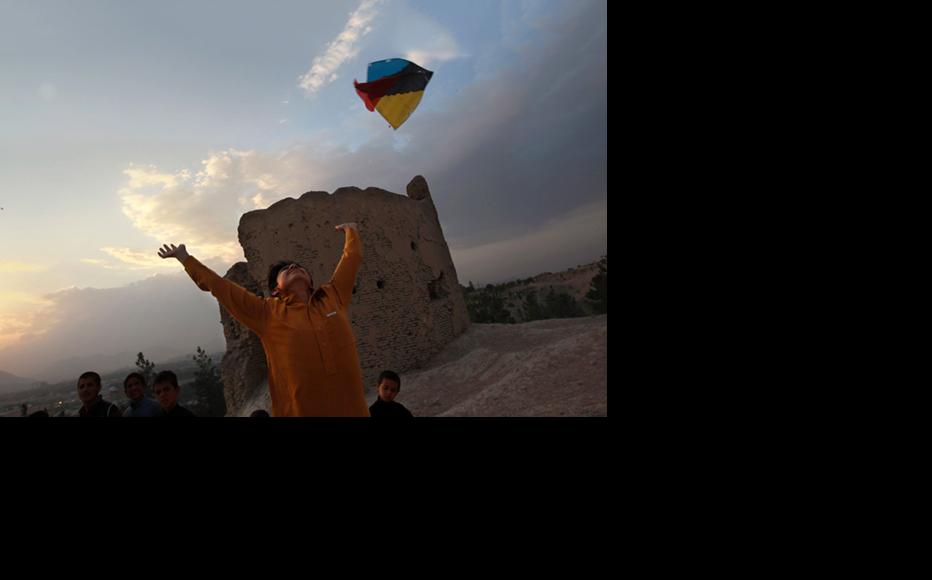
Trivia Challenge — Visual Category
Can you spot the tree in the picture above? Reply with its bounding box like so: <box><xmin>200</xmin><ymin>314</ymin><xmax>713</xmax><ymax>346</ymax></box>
<box><xmin>193</xmin><ymin>346</ymin><xmax>227</xmax><ymax>417</ymax></box>
<box><xmin>135</xmin><ymin>352</ymin><xmax>155</xmax><ymax>392</ymax></box>
<box><xmin>585</xmin><ymin>256</ymin><xmax>607</xmax><ymax>314</ymax></box>
<box><xmin>523</xmin><ymin>290</ymin><xmax>545</xmax><ymax>321</ymax></box>
<box><xmin>466</xmin><ymin>284</ymin><xmax>514</xmax><ymax>323</ymax></box>
<box><xmin>544</xmin><ymin>288</ymin><xmax>584</xmax><ymax>319</ymax></box>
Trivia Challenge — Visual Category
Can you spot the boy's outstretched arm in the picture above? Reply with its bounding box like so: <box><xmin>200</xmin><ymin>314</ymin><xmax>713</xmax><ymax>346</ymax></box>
<box><xmin>158</xmin><ymin>243</ymin><xmax>268</xmax><ymax>334</ymax></box>
<box><xmin>330</xmin><ymin>223</ymin><xmax>362</xmax><ymax>308</ymax></box>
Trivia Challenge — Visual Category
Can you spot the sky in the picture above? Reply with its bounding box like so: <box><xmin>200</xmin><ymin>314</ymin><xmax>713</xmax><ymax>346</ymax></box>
<box><xmin>0</xmin><ymin>0</ymin><xmax>606</xmax><ymax>380</ymax></box>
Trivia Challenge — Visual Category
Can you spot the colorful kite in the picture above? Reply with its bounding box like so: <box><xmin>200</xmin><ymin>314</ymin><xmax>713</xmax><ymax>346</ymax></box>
<box><xmin>353</xmin><ymin>59</ymin><xmax>433</xmax><ymax>129</ymax></box>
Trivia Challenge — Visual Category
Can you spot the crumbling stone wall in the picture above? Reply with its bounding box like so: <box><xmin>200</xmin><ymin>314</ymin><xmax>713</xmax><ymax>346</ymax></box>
<box><xmin>218</xmin><ymin>175</ymin><xmax>470</xmax><ymax>416</ymax></box>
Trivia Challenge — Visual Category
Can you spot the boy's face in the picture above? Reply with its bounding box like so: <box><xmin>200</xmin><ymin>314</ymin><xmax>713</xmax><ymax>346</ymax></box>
<box><xmin>77</xmin><ymin>377</ymin><xmax>101</xmax><ymax>404</ymax></box>
<box><xmin>277</xmin><ymin>263</ymin><xmax>313</xmax><ymax>294</ymax></box>
<box><xmin>154</xmin><ymin>382</ymin><xmax>179</xmax><ymax>410</ymax></box>
<box><xmin>124</xmin><ymin>377</ymin><xmax>145</xmax><ymax>401</ymax></box>
<box><xmin>377</xmin><ymin>378</ymin><xmax>400</xmax><ymax>403</ymax></box>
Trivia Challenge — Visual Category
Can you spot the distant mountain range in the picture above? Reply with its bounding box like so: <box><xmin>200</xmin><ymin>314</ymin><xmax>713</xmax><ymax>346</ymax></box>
<box><xmin>0</xmin><ymin>349</ymin><xmax>225</xmax><ymax>396</ymax></box>
<box><xmin>0</xmin><ymin>370</ymin><xmax>40</xmax><ymax>395</ymax></box>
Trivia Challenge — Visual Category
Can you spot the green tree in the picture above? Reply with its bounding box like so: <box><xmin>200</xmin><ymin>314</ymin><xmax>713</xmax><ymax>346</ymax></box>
<box><xmin>193</xmin><ymin>346</ymin><xmax>227</xmax><ymax>417</ymax></box>
<box><xmin>523</xmin><ymin>290</ymin><xmax>545</xmax><ymax>321</ymax></box>
<box><xmin>543</xmin><ymin>288</ymin><xmax>584</xmax><ymax>319</ymax></box>
<box><xmin>466</xmin><ymin>284</ymin><xmax>514</xmax><ymax>323</ymax></box>
<box><xmin>135</xmin><ymin>352</ymin><xmax>155</xmax><ymax>392</ymax></box>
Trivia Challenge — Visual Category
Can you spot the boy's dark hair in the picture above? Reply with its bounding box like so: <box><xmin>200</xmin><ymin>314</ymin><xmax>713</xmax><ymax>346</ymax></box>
<box><xmin>378</xmin><ymin>370</ymin><xmax>401</xmax><ymax>389</ymax></box>
<box><xmin>267</xmin><ymin>260</ymin><xmax>307</xmax><ymax>294</ymax></box>
<box><xmin>153</xmin><ymin>370</ymin><xmax>179</xmax><ymax>389</ymax></box>
<box><xmin>250</xmin><ymin>409</ymin><xmax>271</xmax><ymax>417</ymax></box>
<box><xmin>79</xmin><ymin>371</ymin><xmax>101</xmax><ymax>386</ymax></box>
<box><xmin>28</xmin><ymin>409</ymin><xmax>50</xmax><ymax>418</ymax></box>
<box><xmin>123</xmin><ymin>372</ymin><xmax>146</xmax><ymax>389</ymax></box>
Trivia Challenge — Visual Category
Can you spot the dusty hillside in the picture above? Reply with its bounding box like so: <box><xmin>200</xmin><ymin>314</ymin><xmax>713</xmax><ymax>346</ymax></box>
<box><xmin>365</xmin><ymin>315</ymin><xmax>607</xmax><ymax>416</ymax></box>
<box><xmin>464</xmin><ymin>257</ymin><xmax>606</xmax><ymax>323</ymax></box>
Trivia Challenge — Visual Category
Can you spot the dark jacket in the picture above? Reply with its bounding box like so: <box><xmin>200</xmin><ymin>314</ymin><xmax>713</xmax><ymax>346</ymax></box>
<box><xmin>79</xmin><ymin>396</ymin><xmax>122</xmax><ymax>417</ymax></box>
<box><xmin>369</xmin><ymin>397</ymin><xmax>413</xmax><ymax>418</ymax></box>
<box><xmin>123</xmin><ymin>397</ymin><xmax>163</xmax><ymax>417</ymax></box>
<box><xmin>162</xmin><ymin>405</ymin><xmax>196</xmax><ymax>417</ymax></box>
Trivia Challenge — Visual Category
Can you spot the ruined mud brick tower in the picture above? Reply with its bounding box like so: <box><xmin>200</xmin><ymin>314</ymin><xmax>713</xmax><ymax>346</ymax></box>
<box><xmin>218</xmin><ymin>175</ymin><xmax>470</xmax><ymax>415</ymax></box>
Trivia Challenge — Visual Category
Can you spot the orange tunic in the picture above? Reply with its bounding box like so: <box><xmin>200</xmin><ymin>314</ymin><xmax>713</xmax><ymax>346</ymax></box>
<box><xmin>182</xmin><ymin>229</ymin><xmax>369</xmax><ymax>417</ymax></box>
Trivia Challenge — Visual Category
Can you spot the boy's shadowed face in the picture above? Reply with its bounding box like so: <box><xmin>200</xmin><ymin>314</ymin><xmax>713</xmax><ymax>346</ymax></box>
<box><xmin>77</xmin><ymin>377</ymin><xmax>101</xmax><ymax>404</ymax></box>
<box><xmin>154</xmin><ymin>382</ymin><xmax>179</xmax><ymax>411</ymax></box>
<box><xmin>276</xmin><ymin>263</ymin><xmax>313</xmax><ymax>295</ymax></box>
<box><xmin>124</xmin><ymin>376</ymin><xmax>145</xmax><ymax>402</ymax></box>
<box><xmin>377</xmin><ymin>378</ymin><xmax>400</xmax><ymax>403</ymax></box>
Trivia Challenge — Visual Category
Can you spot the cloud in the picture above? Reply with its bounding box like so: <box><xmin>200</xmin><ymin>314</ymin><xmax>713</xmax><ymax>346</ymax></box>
<box><xmin>0</xmin><ymin>261</ymin><xmax>46</xmax><ymax>273</ymax></box>
<box><xmin>0</xmin><ymin>274</ymin><xmax>226</xmax><ymax>381</ymax></box>
<box><xmin>298</xmin><ymin>0</ymin><xmax>384</xmax><ymax>96</ymax></box>
<box><xmin>80</xmin><ymin>259</ymin><xmax>116</xmax><ymax>270</ymax></box>
<box><xmin>100</xmin><ymin>247</ymin><xmax>183</xmax><ymax>270</ymax></box>
<box><xmin>0</xmin><ymin>292</ymin><xmax>54</xmax><ymax>351</ymax></box>
<box><xmin>394</xmin><ymin>4</ymin><xmax>465</xmax><ymax>67</ymax></box>
<box><xmin>114</xmin><ymin>149</ymin><xmax>332</xmax><ymax>268</ymax></box>
<box><xmin>0</xmin><ymin>291</ymin><xmax>52</xmax><ymax>305</ymax></box>
<box><xmin>404</xmin><ymin>46</ymin><xmax>463</xmax><ymax>68</ymax></box>
<box><xmin>0</xmin><ymin>313</ymin><xmax>36</xmax><ymax>351</ymax></box>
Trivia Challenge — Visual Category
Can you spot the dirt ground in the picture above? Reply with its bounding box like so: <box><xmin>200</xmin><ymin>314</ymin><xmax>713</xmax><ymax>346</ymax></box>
<box><xmin>365</xmin><ymin>315</ymin><xmax>607</xmax><ymax>416</ymax></box>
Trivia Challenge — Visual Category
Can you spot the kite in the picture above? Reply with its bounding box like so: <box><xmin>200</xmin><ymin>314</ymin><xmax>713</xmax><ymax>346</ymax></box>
<box><xmin>354</xmin><ymin>58</ymin><xmax>433</xmax><ymax>129</ymax></box>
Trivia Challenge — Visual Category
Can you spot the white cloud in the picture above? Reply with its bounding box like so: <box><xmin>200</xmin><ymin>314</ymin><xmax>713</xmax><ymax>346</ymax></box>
<box><xmin>100</xmin><ymin>247</ymin><xmax>187</xmax><ymax>270</ymax></box>
<box><xmin>250</xmin><ymin>192</ymin><xmax>268</xmax><ymax>208</ymax></box>
<box><xmin>404</xmin><ymin>46</ymin><xmax>464</xmax><ymax>68</ymax></box>
<box><xmin>80</xmin><ymin>259</ymin><xmax>116</xmax><ymax>270</ymax></box>
<box><xmin>0</xmin><ymin>313</ymin><xmax>38</xmax><ymax>351</ymax></box>
<box><xmin>115</xmin><ymin>148</ymin><xmax>335</xmax><ymax>270</ymax></box>
<box><xmin>298</xmin><ymin>0</ymin><xmax>384</xmax><ymax>96</ymax></box>
<box><xmin>0</xmin><ymin>275</ymin><xmax>226</xmax><ymax>381</ymax></box>
<box><xmin>0</xmin><ymin>261</ymin><xmax>45</xmax><ymax>273</ymax></box>
<box><xmin>395</xmin><ymin>7</ymin><xmax>465</xmax><ymax>67</ymax></box>
<box><xmin>0</xmin><ymin>292</ymin><xmax>55</xmax><ymax>351</ymax></box>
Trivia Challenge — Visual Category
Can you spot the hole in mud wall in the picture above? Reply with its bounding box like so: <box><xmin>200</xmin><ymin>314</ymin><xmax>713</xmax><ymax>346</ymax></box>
<box><xmin>411</xmin><ymin>241</ymin><xmax>417</xmax><ymax>251</ymax></box>
<box><xmin>427</xmin><ymin>271</ymin><xmax>448</xmax><ymax>300</ymax></box>
<box><xmin>376</xmin><ymin>279</ymin><xmax>385</xmax><ymax>290</ymax></box>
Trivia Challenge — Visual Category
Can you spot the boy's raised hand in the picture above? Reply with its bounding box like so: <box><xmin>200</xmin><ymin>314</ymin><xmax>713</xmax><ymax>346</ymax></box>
<box><xmin>158</xmin><ymin>243</ymin><xmax>190</xmax><ymax>262</ymax></box>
